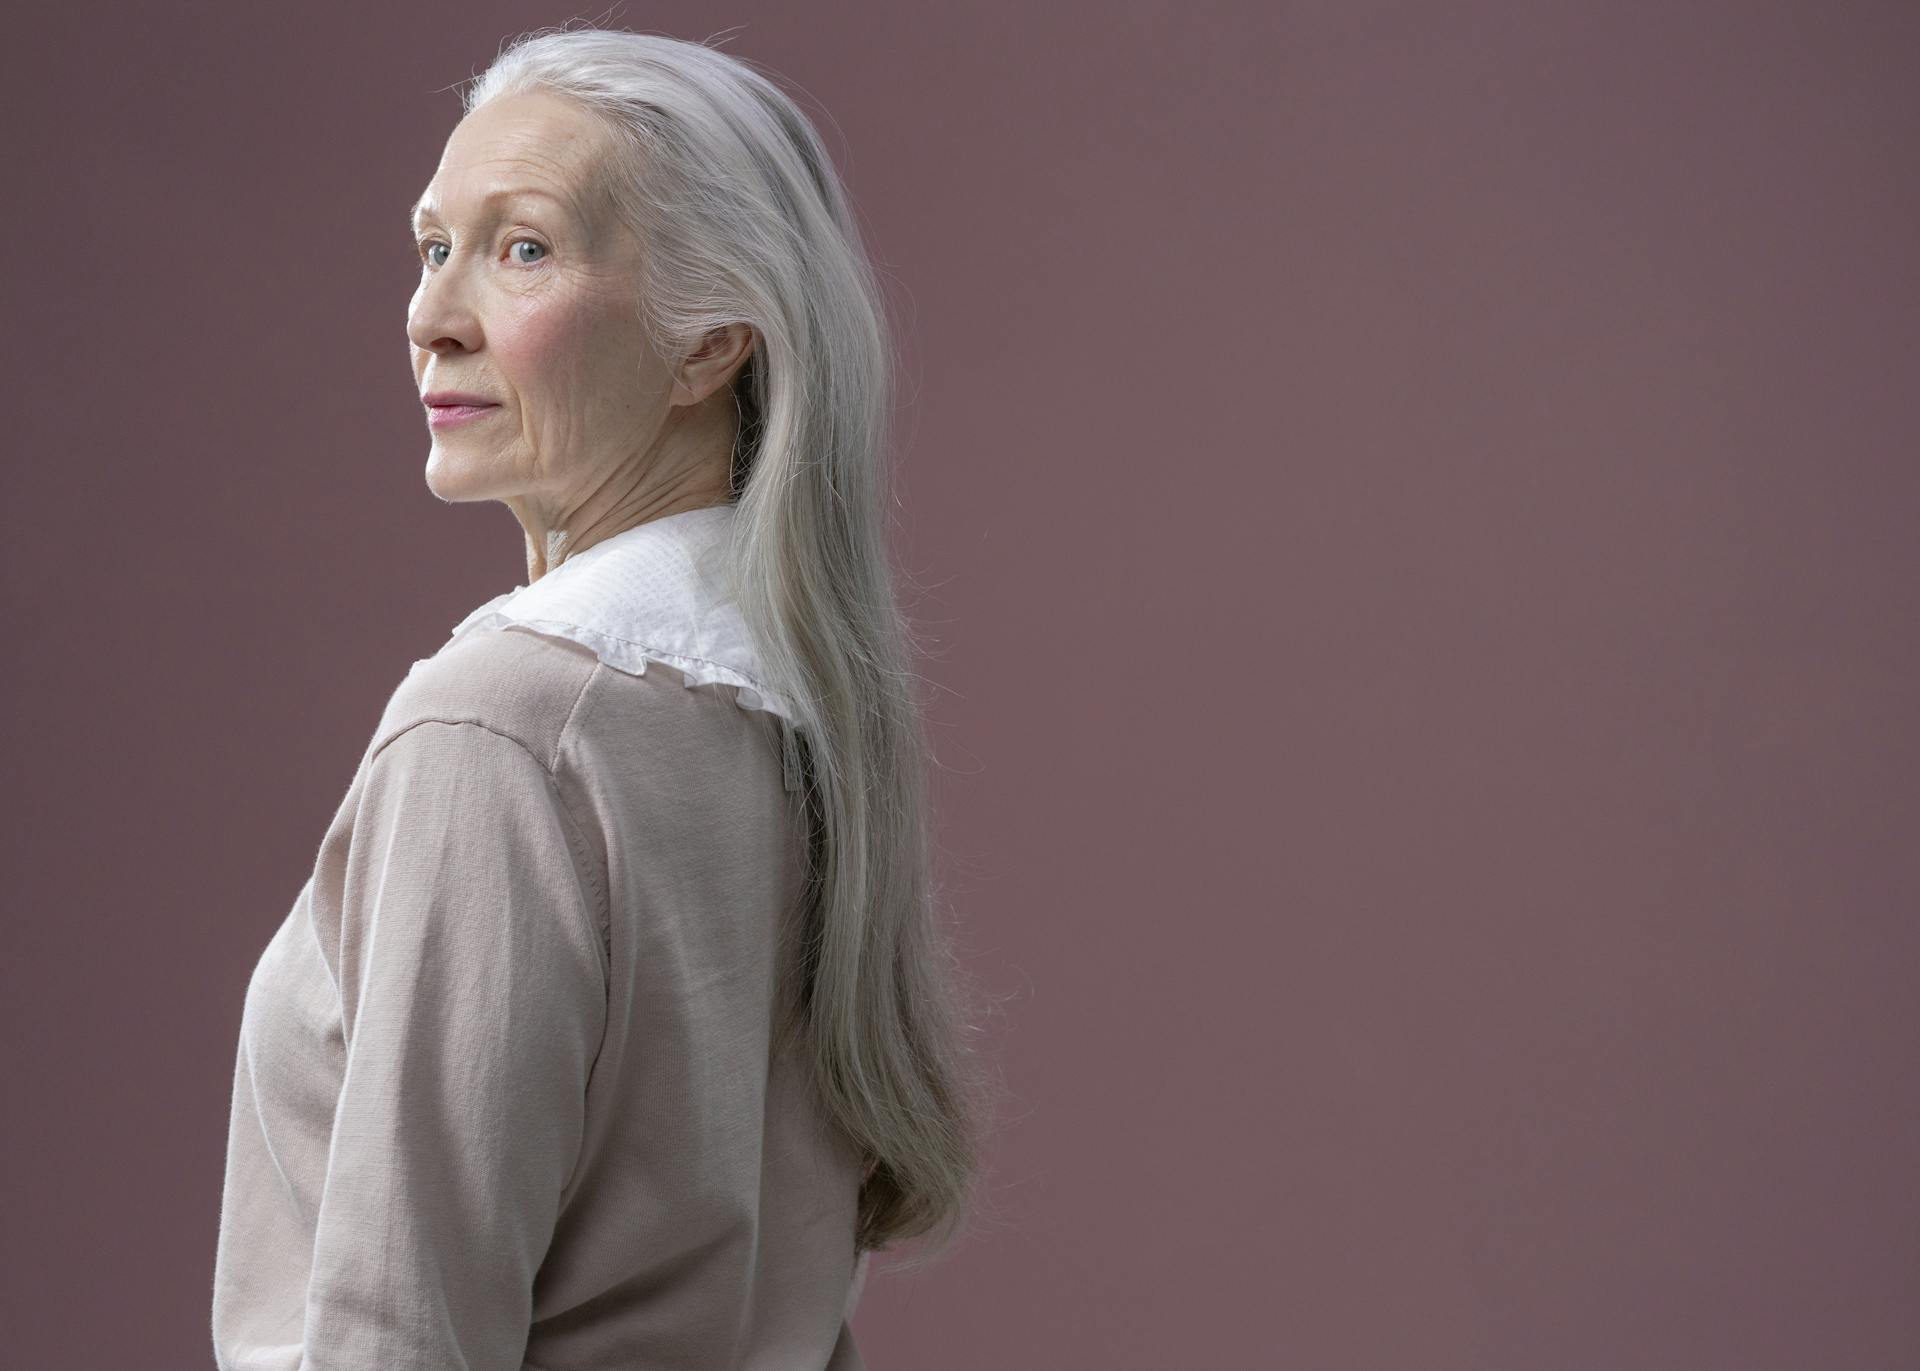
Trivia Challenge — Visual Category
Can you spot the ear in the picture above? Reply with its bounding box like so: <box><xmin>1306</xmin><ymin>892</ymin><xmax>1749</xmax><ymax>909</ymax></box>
<box><xmin>673</xmin><ymin>322</ymin><xmax>758</xmax><ymax>406</ymax></box>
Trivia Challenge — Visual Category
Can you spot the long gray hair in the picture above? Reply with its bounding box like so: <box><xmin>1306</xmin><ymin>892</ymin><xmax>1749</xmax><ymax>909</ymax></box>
<box><xmin>458</xmin><ymin>25</ymin><xmax>1001</xmax><ymax>1263</ymax></box>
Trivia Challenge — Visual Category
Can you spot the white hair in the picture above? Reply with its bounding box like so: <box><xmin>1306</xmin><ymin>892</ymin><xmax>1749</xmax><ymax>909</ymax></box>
<box><xmin>458</xmin><ymin>23</ymin><xmax>1003</xmax><ymax>1263</ymax></box>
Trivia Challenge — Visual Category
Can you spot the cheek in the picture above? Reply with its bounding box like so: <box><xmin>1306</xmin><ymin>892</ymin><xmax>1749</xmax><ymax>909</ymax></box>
<box><xmin>496</xmin><ymin>294</ymin><xmax>661</xmax><ymax>417</ymax></box>
<box><xmin>495</xmin><ymin>300</ymin><xmax>587</xmax><ymax>384</ymax></box>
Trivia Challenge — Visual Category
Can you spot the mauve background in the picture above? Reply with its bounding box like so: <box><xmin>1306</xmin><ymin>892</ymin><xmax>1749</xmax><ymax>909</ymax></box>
<box><xmin>3</xmin><ymin>1</ymin><xmax>1917</xmax><ymax>1366</ymax></box>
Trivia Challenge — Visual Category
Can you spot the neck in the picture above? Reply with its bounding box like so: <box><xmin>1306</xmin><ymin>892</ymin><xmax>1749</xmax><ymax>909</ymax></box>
<box><xmin>518</xmin><ymin>485</ymin><xmax>733</xmax><ymax>584</ymax></box>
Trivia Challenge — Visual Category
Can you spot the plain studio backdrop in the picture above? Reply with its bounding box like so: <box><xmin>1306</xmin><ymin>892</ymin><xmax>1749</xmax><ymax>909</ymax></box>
<box><xmin>3</xmin><ymin>2</ymin><xmax>1917</xmax><ymax>1367</ymax></box>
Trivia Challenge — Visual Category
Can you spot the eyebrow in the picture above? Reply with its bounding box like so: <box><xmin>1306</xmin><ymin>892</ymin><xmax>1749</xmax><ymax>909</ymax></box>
<box><xmin>408</xmin><ymin>186</ymin><xmax>568</xmax><ymax>231</ymax></box>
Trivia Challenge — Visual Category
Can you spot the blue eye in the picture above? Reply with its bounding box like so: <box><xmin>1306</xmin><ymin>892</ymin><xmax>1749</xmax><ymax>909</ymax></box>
<box><xmin>415</xmin><ymin>238</ymin><xmax>546</xmax><ymax>268</ymax></box>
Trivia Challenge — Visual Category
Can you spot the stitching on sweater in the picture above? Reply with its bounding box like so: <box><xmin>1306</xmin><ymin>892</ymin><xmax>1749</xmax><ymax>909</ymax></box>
<box><xmin>551</xmin><ymin>664</ymin><xmax>614</xmax><ymax>975</ymax></box>
<box><xmin>550</xmin><ymin>654</ymin><xmax>601</xmax><ymax>775</ymax></box>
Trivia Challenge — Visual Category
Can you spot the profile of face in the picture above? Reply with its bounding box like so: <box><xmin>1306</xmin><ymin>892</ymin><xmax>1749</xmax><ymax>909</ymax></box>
<box><xmin>407</xmin><ymin>89</ymin><xmax>751</xmax><ymax>572</ymax></box>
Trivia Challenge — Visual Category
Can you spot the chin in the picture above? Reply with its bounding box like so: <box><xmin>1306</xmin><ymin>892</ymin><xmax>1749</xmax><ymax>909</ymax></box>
<box><xmin>423</xmin><ymin>443</ymin><xmax>513</xmax><ymax>503</ymax></box>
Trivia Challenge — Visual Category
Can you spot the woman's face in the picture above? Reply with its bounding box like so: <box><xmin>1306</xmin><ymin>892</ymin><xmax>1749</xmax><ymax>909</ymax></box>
<box><xmin>406</xmin><ymin>90</ymin><xmax>711</xmax><ymax>537</ymax></box>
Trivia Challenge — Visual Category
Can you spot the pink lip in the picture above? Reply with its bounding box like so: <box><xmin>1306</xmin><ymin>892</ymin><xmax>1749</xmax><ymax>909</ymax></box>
<box><xmin>426</xmin><ymin>402</ymin><xmax>500</xmax><ymax>429</ymax></box>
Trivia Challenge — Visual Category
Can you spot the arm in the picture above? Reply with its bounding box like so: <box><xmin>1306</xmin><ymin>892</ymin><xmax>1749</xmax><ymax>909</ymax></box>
<box><xmin>303</xmin><ymin>719</ymin><xmax>608</xmax><ymax>1370</ymax></box>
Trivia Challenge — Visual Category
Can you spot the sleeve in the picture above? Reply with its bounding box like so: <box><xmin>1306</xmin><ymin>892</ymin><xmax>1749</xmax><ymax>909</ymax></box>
<box><xmin>302</xmin><ymin>719</ymin><xmax>609</xmax><ymax>1371</ymax></box>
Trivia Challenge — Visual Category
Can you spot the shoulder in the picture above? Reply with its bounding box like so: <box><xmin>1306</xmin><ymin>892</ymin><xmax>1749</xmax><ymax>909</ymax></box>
<box><xmin>369</xmin><ymin>625</ymin><xmax>603</xmax><ymax>773</ymax></box>
<box><xmin>563</xmin><ymin>646</ymin><xmax>788</xmax><ymax>775</ymax></box>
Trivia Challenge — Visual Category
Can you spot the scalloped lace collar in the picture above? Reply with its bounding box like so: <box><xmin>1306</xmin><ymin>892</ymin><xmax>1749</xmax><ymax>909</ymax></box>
<box><xmin>438</xmin><ymin>503</ymin><xmax>796</xmax><ymax>723</ymax></box>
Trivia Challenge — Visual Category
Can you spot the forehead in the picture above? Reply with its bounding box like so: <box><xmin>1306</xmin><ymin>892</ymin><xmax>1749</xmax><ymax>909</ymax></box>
<box><xmin>412</xmin><ymin>91</ymin><xmax>612</xmax><ymax>223</ymax></box>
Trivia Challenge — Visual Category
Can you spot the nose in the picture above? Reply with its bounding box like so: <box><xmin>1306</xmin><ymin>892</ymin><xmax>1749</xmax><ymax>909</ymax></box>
<box><xmin>406</xmin><ymin>267</ymin><xmax>482</xmax><ymax>356</ymax></box>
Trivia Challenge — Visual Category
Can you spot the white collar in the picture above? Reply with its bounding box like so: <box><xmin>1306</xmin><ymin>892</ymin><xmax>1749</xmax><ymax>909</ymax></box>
<box><xmin>441</xmin><ymin>503</ymin><xmax>796</xmax><ymax>723</ymax></box>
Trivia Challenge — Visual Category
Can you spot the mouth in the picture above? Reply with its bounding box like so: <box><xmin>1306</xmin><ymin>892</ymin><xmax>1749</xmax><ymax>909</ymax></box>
<box><xmin>425</xmin><ymin>401</ymin><xmax>501</xmax><ymax>430</ymax></box>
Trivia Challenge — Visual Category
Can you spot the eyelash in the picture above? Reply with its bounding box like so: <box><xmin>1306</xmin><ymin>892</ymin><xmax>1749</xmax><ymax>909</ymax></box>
<box><xmin>415</xmin><ymin>236</ymin><xmax>548</xmax><ymax>268</ymax></box>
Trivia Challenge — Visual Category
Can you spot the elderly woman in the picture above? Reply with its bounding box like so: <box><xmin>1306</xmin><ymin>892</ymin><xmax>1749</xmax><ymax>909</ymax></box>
<box><xmin>211</xmin><ymin>28</ymin><xmax>990</xmax><ymax>1371</ymax></box>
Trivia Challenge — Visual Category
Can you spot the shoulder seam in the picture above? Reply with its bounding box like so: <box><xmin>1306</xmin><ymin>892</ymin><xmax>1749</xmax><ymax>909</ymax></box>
<box><xmin>373</xmin><ymin>627</ymin><xmax>602</xmax><ymax>769</ymax></box>
<box><xmin>368</xmin><ymin>716</ymin><xmax>547</xmax><ymax>773</ymax></box>
<box><xmin>548</xmin><ymin>665</ymin><xmax>615</xmax><ymax>986</ymax></box>
<box><xmin>550</xmin><ymin>657</ymin><xmax>603</xmax><ymax>774</ymax></box>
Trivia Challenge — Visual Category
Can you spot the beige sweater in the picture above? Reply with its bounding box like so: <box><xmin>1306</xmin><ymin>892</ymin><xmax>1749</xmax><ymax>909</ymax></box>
<box><xmin>212</xmin><ymin>510</ymin><xmax>869</xmax><ymax>1370</ymax></box>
